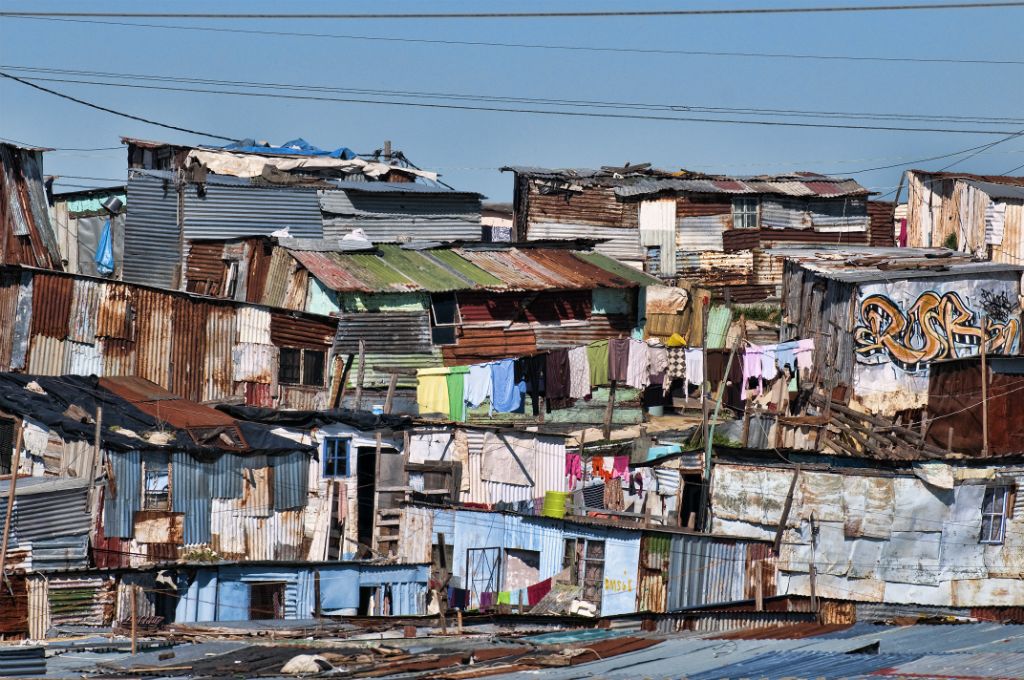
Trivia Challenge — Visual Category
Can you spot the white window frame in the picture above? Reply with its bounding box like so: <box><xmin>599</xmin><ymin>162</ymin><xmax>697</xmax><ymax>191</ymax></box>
<box><xmin>732</xmin><ymin>198</ymin><xmax>759</xmax><ymax>229</ymax></box>
<box><xmin>980</xmin><ymin>485</ymin><xmax>1012</xmax><ymax>544</ymax></box>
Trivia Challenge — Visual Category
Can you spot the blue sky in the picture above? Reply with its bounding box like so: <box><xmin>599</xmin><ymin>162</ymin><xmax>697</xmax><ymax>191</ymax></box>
<box><xmin>1</xmin><ymin>1</ymin><xmax>1023</xmax><ymax>201</ymax></box>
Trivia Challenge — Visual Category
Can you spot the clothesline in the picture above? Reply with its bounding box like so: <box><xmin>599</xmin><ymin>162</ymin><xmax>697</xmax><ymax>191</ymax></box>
<box><xmin>415</xmin><ymin>337</ymin><xmax>816</xmax><ymax>420</ymax></box>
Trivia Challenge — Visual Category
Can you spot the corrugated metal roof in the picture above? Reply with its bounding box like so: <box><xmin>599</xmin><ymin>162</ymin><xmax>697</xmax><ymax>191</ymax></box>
<box><xmin>289</xmin><ymin>245</ymin><xmax>659</xmax><ymax>294</ymax></box>
<box><xmin>687</xmin><ymin>651</ymin><xmax>917</xmax><ymax>680</ymax></box>
<box><xmin>614</xmin><ymin>177</ymin><xmax>870</xmax><ymax>199</ymax></box>
<box><xmin>964</xmin><ymin>179</ymin><xmax>1024</xmax><ymax>201</ymax></box>
<box><xmin>323</xmin><ymin>180</ymin><xmax>483</xmax><ymax>196</ymax></box>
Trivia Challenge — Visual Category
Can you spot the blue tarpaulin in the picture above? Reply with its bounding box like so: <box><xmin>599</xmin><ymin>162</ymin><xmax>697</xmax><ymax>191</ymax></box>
<box><xmin>95</xmin><ymin>218</ymin><xmax>114</xmax><ymax>275</ymax></box>
<box><xmin>221</xmin><ymin>138</ymin><xmax>356</xmax><ymax>160</ymax></box>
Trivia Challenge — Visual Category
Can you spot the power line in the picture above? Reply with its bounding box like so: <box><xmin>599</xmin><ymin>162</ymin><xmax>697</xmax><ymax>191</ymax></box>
<box><xmin>4</xmin><ymin>64</ymin><xmax>1020</xmax><ymax>127</ymax></box>
<box><xmin>0</xmin><ymin>135</ymin><xmax>122</xmax><ymax>151</ymax></box>
<box><xmin>845</xmin><ymin>132</ymin><xmax>1024</xmax><ymax>173</ymax></box>
<box><xmin>937</xmin><ymin>126</ymin><xmax>1024</xmax><ymax>170</ymax></box>
<box><xmin>0</xmin><ymin>72</ymin><xmax>235</xmax><ymax>142</ymax></box>
<box><xmin>2</xmin><ymin>3</ymin><xmax>1023</xmax><ymax>19</ymax></box>
<box><xmin>4</xmin><ymin>71</ymin><xmax>1021</xmax><ymax>136</ymax></box>
<box><xmin>6</xmin><ymin>16</ymin><xmax>1022</xmax><ymax>67</ymax></box>
<box><xmin>1000</xmin><ymin>160</ymin><xmax>1024</xmax><ymax>174</ymax></box>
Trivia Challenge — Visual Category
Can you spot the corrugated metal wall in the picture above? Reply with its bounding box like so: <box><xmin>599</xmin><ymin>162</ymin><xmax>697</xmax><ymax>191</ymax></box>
<box><xmin>527</xmin><ymin>222</ymin><xmax>643</xmax><ymax>263</ymax></box>
<box><xmin>124</xmin><ymin>170</ymin><xmax>323</xmax><ymax>288</ymax></box>
<box><xmin>320</xmin><ymin>190</ymin><xmax>482</xmax><ymax>242</ymax></box>
<box><xmin>665</xmin><ymin>533</ymin><xmax>769</xmax><ymax>610</ymax></box>
<box><xmin>333</xmin><ymin>312</ymin><xmax>432</xmax><ymax>354</ymax></box>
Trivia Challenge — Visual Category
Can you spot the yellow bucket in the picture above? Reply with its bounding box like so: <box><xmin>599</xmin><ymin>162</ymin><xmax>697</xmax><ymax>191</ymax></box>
<box><xmin>542</xmin><ymin>491</ymin><xmax>570</xmax><ymax>519</ymax></box>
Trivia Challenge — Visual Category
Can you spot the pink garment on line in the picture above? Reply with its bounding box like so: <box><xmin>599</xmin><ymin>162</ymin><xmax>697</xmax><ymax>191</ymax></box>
<box><xmin>612</xmin><ymin>456</ymin><xmax>630</xmax><ymax>480</ymax></box>
<box><xmin>742</xmin><ymin>345</ymin><xmax>764</xmax><ymax>397</ymax></box>
<box><xmin>565</xmin><ymin>453</ymin><xmax>583</xmax><ymax>488</ymax></box>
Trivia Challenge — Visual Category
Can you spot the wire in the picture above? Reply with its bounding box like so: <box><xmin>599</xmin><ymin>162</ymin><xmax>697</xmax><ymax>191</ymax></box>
<box><xmin>5</xmin><ymin>16</ymin><xmax>1022</xmax><ymax>67</ymax></box>
<box><xmin>5</xmin><ymin>71</ymin><xmax>1021</xmax><ymax>136</ymax></box>
<box><xmin>3</xmin><ymin>3</ymin><xmax>1023</xmax><ymax>19</ymax></box>
<box><xmin>0</xmin><ymin>72</ymin><xmax>235</xmax><ymax>142</ymax></box>
<box><xmin>0</xmin><ymin>135</ymin><xmax>123</xmax><ymax>152</ymax></box>
<box><xmin>938</xmin><ymin>126</ymin><xmax>1024</xmax><ymax>170</ymax></box>
<box><xmin>5</xmin><ymin>64</ymin><xmax>1022</xmax><ymax>127</ymax></box>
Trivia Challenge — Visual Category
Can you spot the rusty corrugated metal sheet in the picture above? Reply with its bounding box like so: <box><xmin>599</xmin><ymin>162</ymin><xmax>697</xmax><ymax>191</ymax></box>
<box><xmin>333</xmin><ymin>311</ymin><xmax>431</xmax><ymax>355</ymax></box>
<box><xmin>442</xmin><ymin>326</ymin><xmax>536</xmax><ymax>365</ymax></box>
<box><xmin>100</xmin><ymin>337</ymin><xmax>136</xmax><ymax>376</ymax></box>
<box><xmin>638</xmin><ymin>533</ymin><xmax>671</xmax><ymax>612</ymax></box>
<box><xmin>29</xmin><ymin>274</ymin><xmax>73</xmax><ymax>339</ymax></box>
<box><xmin>135</xmin><ymin>287</ymin><xmax>172</xmax><ymax>387</ymax></box>
<box><xmin>242</xmin><ymin>381</ymin><xmax>274</xmax><ymax>407</ymax></box>
<box><xmin>185</xmin><ymin>241</ymin><xmax>228</xmax><ymax>297</ymax></box>
<box><xmin>96</xmin><ymin>282</ymin><xmax>136</xmax><ymax>340</ymax></box>
<box><xmin>261</xmin><ymin>246</ymin><xmax>296</xmax><ymax>308</ymax></box>
<box><xmin>868</xmin><ymin>200</ymin><xmax>896</xmax><ymax>247</ymax></box>
<box><xmin>169</xmin><ymin>295</ymin><xmax>208</xmax><ymax>401</ymax></box>
<box><xmin>100</xmin><ymin>375</ymin><xmax>236</xmax><ymax>428</ymax></box>
<box><xmin>235</xmin><ymin>306</ymin><xmax>271</xmax><ymax>344</ymax></box>
<box><xmin>27</xmin><ymin>334</ymin><xmax>65</xmax><ymax>375</ymax></box>
<box><xmin>0</xmin><ymin>144</ymin><xmax>62</xmax><ymax>270</ymax></box>
<box><xmin>534</xmin><ymin>313</ymin><xmax>634</xmax><ymax>349</ymax></box>
<box><xmin>927</xmin><ymin>357</ymin><xmax>1024</xmax><ymax>455</ymax></box>
<box><xmin>68</xmin><ymin>278</ymin><xmax>101</xmax><ymax>343</ymax></box>
<box><xmin>233</xmin><ymin>342</ymin><xmax>275</xmax><ymax>383</ymax></box>
<box><xmin>203</xmin><ymin>304</ymin><xmax>234</xmax><ymax>401</ymax></box>
<box><xmin>0</xmin><ymin>271</ymin><xmax>23</xmax><ymax>369</ymax></box>
<box><xmin>270</xmin><ymin>311</ymin><xmax>337</xmax><ymax>350</ymax></box>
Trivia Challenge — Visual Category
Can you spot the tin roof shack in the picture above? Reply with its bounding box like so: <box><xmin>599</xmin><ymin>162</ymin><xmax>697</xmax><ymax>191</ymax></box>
<box><xmin>927</xmin><ymin>356</ymin><xmax>1024</xmax><ymax>456</ymax></box>
<box><xmin>0</xmin><ymin>373</ymin><xmax>317</xmax><ymax>568</ymax></box>
<box><xmin>183</xmin><ymin>237</ymin><xmax>657</xmax><ymax>411</ymax></box>
<box><xmin>50</xmin><ymin>186</ymin><xmax>126</xmax><ymax>277</ymax></box>
<box><xmin>906</xmin><ymin>169</ymin><xmax>1024</xmax><ymax>265</ymax></box>
<box><xmin>122</xmin><ymin>137</ymin><xmax>483</xmax><ymax>288</ymax></box>
<box><xmin>778</xmin><ymin>247</ymin><xmax>1024</xmax><ymax>415</ymax></box>
<box><xmin>0</xmin><ymin>477</ymin><xmax>93</xmax><ymax>571</ymax></box>
<box><xmin>0</xmin><ymin>266</ymin><xmax>337</xmax><ymax>409</ymax></box>
<box><xmin>172</xmin><ymin>561</ymin><xmax>429</xmax><ymax>622</ymax></box>
<box><xmin>0</xmin><ymin>142</ymin><xmax>62</xmax><ymax>270</ymax></box>
<box><xmin>709</xmin><ymin>451</ymin><xmax>1024</xmax><ymax>608</ymax></box>
<box><xmin>395</xmin><ymin>505</ymin><xmax>774</xmax><ymax>617</ymax></box>
<box><xmin>504</xmin><ymin>165</ymin><xmax>890</xmax><ymax>300</ymax></box>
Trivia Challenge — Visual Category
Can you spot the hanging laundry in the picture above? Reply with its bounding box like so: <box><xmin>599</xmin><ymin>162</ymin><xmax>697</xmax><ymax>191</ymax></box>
<box><xmin>795</xmin><ymin>338</ymin><xmax>815</xmax><ymax>373</ymax></box>
<box><xmin>760</xmin><ymin>344</ymin><xmax>779</xmax><ymax>382</ymax></box>
<box><xmin>464</xmin><ymin>363</ymin><xmax>492</xmax><ymax>408</ymax></box>
<box><xmin>527</xmin><ymin>578</ymin><xmax>552</xmax><ymax>606</ymax></box>
<box><xmin>774</xmin><ymin>340</ymin><xmax>799</xmax><ymax>373</ymax></box>
<box><xmin>625</xmin><ymin>338</ymin><xmax>651</xmax><ymax>389</ymax></box>
<box><xmin>743</xmin><ymin>345</ymin><xmax>765</xmax><ymax>398</ymax></box>
<box><xmin>603</xmin><ymin>479</ymin><xmax>625</xmax><ymax>511</ymax></box>
<box><xmin>545</xmin><ymin>348</ymin><xmax>572</xmax><ymax>401</ymax></box>
<box><xmin>497</xmin><ymin>591</ymin><xmax>512</xmax><ymax>606</ymax></box>
<box><xmin>446</xmin><ymin>366</ymin><xmax>469</xmax><ymax>421</ymax></box>
<box><xmin>518</xmin><ymin>354</ymin><xmax>546</xmax><ymax>415</ymax></box>
<box><xmin>591</xmin><ymin>456</ymin><xmax>613</xmax><ymax>482</ymax></box>
<box><xmin>647</xmin><ymin>344</ymin><xmax>668</xmax><ymax>387</ymax></box>
<box><xmin>449</xmin><ymin>587</ymin><xmax>469</xmax><ymax>610</ymax></box>
<box><xmin>416</xmin><ymin>367</ymin><xmax>450</xmax><ymax>417</ymax></box>
<box><xmin>490</xmin><ymin>359</ymin><xmax>522</xmax><ymax>413</ymax></box>
<box><xmin>479</xmin><ymin>592</ymin><xmax>495</xmax><ymax>610</ymax></box>
<box><xmin>565</xmin><ymin>453</ymin><xmax>583</xmax><ymax>488</ymax></box>
<box><xmin>611</xmin><ymin>455</ymin><xmax>630</xmax><ymax>480</ymax></box>
<box><xmin>587</xmin><ymin>339</ymin><xmax>610</xmax><ymax>386</ymax></box>
<box><xmin>666</xmin><ymin>347</ymin><xmax>687</xmax><ymax>380</ymax></box>
<box><xmin>608</xmin><ymin>338</ymin><xmax>630</xmax><ymax>382</ymax></box>
<box><xmin>684</xmin><ymin>348</ymin><xmax>704</xmax><ymax>391</ymax></box>
<box><xmin>567</xmin><ymin>346</ymin><xmax>592</xmax><ymax>399</ymax></box>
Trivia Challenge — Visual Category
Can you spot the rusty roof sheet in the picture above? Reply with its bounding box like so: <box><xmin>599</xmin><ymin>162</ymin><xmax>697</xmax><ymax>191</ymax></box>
<box><xmin>287</xmin><ymin>244</ymin><xmax>659</xmax><ymax>294</ymax></box>
<box><xmin>100</xmin><ymin>376</ymin><xmax>237</xmax><ymax>429</ymax></box>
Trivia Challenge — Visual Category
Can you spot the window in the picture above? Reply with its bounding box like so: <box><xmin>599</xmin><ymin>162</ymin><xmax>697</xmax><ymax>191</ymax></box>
<box><xmin>278</xmin><ymin>348</ymin><xmax>326</xmax><ymax>387</ymax></box>
<box><xmin>224</xmin><ymin>260</ymin><xmax>240</xmax><ymax>299</ymax></box>
<box><xmin>981</xmin><ymin>485</ymin><xmax>1013</xmax><ymax>544</ymax></box>
<box><xmin>143</xmin><ymin>462</ymin><xmax>170</xmax><ymax>510</ymax></box>
<box><xmin>249</xmin><ymin>582</ymin><xmax>286</xmax><ymax>620</ymax></box>
<box><xmin>563</xmin><ymin>538</ymin><xmax>605</xmax><ymax>609</ymax></box>
<box><xmin>732</xmin><ymin>198</ymin><xmax>759</xmax><ymax>229</ymax></box>
<box><xmin>323</xmin><ymin>437</ymin><xmax>350</xmax><ymax>477</ymax></box>
<box><xmin>0</xmin><ymin>418</ymin><xmax>13</xmax><ymax>475</ymax></box>
<box><xmin>430</xmin><ymin>293</ymin><xmax>461</xmax><ymax>346</ymax></box>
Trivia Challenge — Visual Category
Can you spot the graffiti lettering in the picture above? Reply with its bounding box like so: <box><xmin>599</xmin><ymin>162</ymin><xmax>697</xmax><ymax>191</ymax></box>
<box><xmin>854</xmin><ymin>291</ymin><xmax>1019</xmax><ymax>372</ymax></box>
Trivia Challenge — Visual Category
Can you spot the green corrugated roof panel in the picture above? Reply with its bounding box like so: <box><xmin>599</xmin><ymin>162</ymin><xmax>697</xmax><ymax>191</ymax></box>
<box><xmin>427</xmin><ymin>249</ymin><xmax>506</xmax><ymax>289</ymax></box>
<box><xmin>338</xmin><ymin>251</ymin><xmax>422</xmax><ymax>291</ymax></box>
<box><xmin>572</xmin><ymin>251</ymin><xmax>662</xmax><ymax>287</ymax></box>
<box><xmin>376</xmin><ymin>244</ymin><xmax>474</xmax><ymax>292</ymax></box>
<box><xmin>704</xmin><ymin>305</ymin><xmax>734</xmax><ymax>349</ymax></box>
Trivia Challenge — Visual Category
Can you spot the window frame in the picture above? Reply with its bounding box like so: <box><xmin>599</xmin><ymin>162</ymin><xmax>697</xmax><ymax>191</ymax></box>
<box><xmin>278</xmin><ymin>347</ymin><xmax>327</xmax><ymax>387</ymax></box>
<box><xmin>980</xmin><ymin>484</ymin><xmax>1012</xmax><ymax>545</ymax></box>
<box><xmin>142</xmin><ymin>459</ymin><xmax>171</xmax><ymax>511</ymax></box>
<box><xmin>562</xmin><ymin>537</ymin><xmax>605</xmax><ymax>608</ymax></box>
<box><xmin>731</xmin><ymin>197</ymin><xmax>760</xmax><ymax>229</ymax></box>
<box><xmin>322</xmin><ymin>436</ymin><xmax>351</xmax><ymax>478</ymax></box>
<box><xmin>429</xmin><ymin>292</ymin><xmax>461</xmax><ymax>347</ymax></box>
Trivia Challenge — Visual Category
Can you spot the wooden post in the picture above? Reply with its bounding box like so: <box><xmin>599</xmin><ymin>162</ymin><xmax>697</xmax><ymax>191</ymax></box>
<box><xmin>457</xmin><ymin>608</ymin><xmax>463</xmax><ymax>632</ymax></box>
<box><xmin>754</xmin><ymin>561</ymin><xmax>764</xmax><ymax>611</ymax></box>
<box><xmin>354</xmin><ymin>340</ymin><xmax>367</xmax><ymax>411</ymax></box>
<box><xmin>332</xmin><ymin>354</ymin><xmax>355</xmax><ymax>409</ymax></box>
<box><xmin>773</xmin><ymin>465</ymin><xmax>800</xmax><ymax>556</ymax></box>
<box><xmin>384</xmin><ymin>373</ymin><xmax>398</xmax><ymax>415</ymax></box>
<box><xmin>371</xmin><ymin>432</ymin><xmax>382</xmax><ymax>554</ymax></box>
<box><xmin>602</xmin><ymin>381</ymin><xmax>617</xmax><ymax>441</ymax></box>
<box><xmin>87</xmin><ymin>406</ymin><xmax>103</xmax><ymax>508</ymax></box>
<box><xmin>700</xmin><ymin>300</ymin><xmax>710</xmax><ymax>436</ymax></box>
<box><xmin>130</xmin><ymin>585</ymin><xmax>138</xmax><ymax>655</ymax></box>
<box><xmin>0</xmin><ymin>423</ymin><xmax>25</xmax><ymax>581</ymax></box>
<box><xmin>980</xmin><ymin>317</ymin><xmax>989</xmax><ymax>456</ymax></box>
<box><xmin>437</xmin><ymin>533</ymin><xmax>449</xmax><ymax>634</ymax></box>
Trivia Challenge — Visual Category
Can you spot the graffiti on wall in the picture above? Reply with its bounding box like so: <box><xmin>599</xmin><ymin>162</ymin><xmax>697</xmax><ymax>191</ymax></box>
<box><xmin>854</xmin><ymin>288</ymin><xmax>1020</xmax><ymax>372</ymax></box>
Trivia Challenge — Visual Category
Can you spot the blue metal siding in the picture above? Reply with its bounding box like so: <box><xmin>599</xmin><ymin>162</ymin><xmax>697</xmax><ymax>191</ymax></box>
<box><xmin>172</xmin><ymin>452</ymin><xmax>212</xmax><ymax>545</ymax></box>
<box><xmin>104</xmin><ymin>450</ymin><xmax>141</xmax><ymax>538</ymax></box>
<box><xmin>270</xmin><ymin>451</ymin><xmax>310</xmax><ymax>510</ymax></box>
<box><xmin>210</xmin><ymin>453</ymin><xmax>244</xmax><ymax>499</ymax></box>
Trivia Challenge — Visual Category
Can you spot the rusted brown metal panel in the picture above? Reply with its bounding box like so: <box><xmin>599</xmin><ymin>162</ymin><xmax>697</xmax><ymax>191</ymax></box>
<box><xmin>534</xmin><ymin>314</ymin><xmax>634</xmax><ymax>349</ymax></box>
<box><xmin>185</xmin><ymin>241</ymin><xmax>228</xmax><ymax>297</ymax></box>
<box><xmin>676</xmin><ymin>195</ymin><xmax>731</xmax><ymax>218</ymax></box>
<box><xmin>96</xmin><ymin>282</ymin><xmax>137</xmax><ymax>340</ymax></box>
<box><xmin>868</xmin><ymin>200</ymin><xmax>897</xmax><ymax>247</ymax></box>
<box><xmin>0</xmin><ymin>144</ymin><xmax>62</xmax><ymax>271</ymax></box>
<box><xmin>269</xmin><ymin>311</ymin><xmax>337</xmax><ymax>350</ymax></box>
<box><xmin>927</xmin><ymin>357</ymin><xmax>1024</xmax><ymax>455</ymax></box>
<box><xmin>0</xmin><ymin>270</ymin><xmax>22</xmax><ymax>368</ymax></box>
<box><xmin>100</xmin><ymin>376</ymin><xmax>236</xmax><ymax>429</ymax></box>
<box><xmin>133</xmin><ymin>511</ymin><xmax>185</xmax><ymax>544</ymax></box>
<box><xmin>527</xmin><ymin>182</ymin><xmax>638</xmax><ymax>229</ymax></box>
<box><xmin>169</xmin><ymin>296</ymin><xmax>209</xmax><ymax>402</ymax></box>
<box><xmin>245</xmin><ymin>238</ymin><xmax>274</xmax><ymax>304</ymax></box>
<box><xmin>722</xmin><ymin>229</ymin><xmax>761</xmax><ymax>252</ymax></box>
<box><xmin>442</xmin><ymin>326</ymin><xmax>536</xmax><ymax>365</ymax></box>
<box><xmin>241</xmin><ymin>381</ymin><xmax>274</xmax><ymax>407</ymax></box>
<box><xmin>279</xmin><ymin>385</ymin><xmax>326</xmax><ymax>410</ymax></box>
<box><xmin>282</xmin><ymin>266</ymin><xmax>309</xmax><ymax>311</ymax></box>
<box><xmin>134</xmin><ymin>287</ymin><xmax>173</xmax><ymax>388</ymax></box>
<box><xmin>203</xmin><ymin>303</ymin><xmax>235</xmax><ymax>402</ymax></box>
<box><xmin>100</xmin><ymin>337</ymin><xmax>136</xmax><ymax>376</ymax></box>
<box><xmin>29</xmin><ymin>274</ymin><xmax>73</xmax><ymax>339</ymax></box>
<box><xmin>759</xmin><ymin>228</ymin><xmax>869</xmax><ymax>246</ymax></box>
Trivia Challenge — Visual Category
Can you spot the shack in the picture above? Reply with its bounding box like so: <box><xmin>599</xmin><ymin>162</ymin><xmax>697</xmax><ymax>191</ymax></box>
<box><xmin>50</xmin><ymin>185</ymin><xmax>127</xmax><ymax>278</ymax></box>
<box><xmin>122</xmin><ymin>137</ymin><xmax>484</xmax><ymax>288</ymax></box>
<box><xmin>0</xmin><ymin>373</ymin><xmax>316</xmax><ymax>567</ymax></box>
<box><xmin>778</xmin><ymin>247</ymin><xmax>1023</xmax><ymax>415</ymax></box>
<box><xmin>504</xmin><ymin>165</ymin><xmax>893</xmax><ymax>300</ymax></box>
<box><xmin>905</xmin><ymin>169</ymin><xmax>1024</xmax><ymax>265</ymax></box>
<box><xmin>0</xmin><ymin>141</ymin><xmax>62</xmax><ymax>270</ymax></box>
<box><xmin>0</xmin><ymin>266</ymin><xmax>337</xmax><ymax>408</ymax></box>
